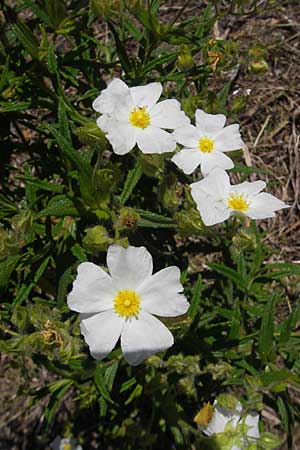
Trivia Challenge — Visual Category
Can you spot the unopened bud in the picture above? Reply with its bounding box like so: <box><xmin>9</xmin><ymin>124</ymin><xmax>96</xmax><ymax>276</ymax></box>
<box><xmin>259</xmin><ymin>432</ymin><xmax>282</xmax><ymax>449</ymax></box>
<box><xmin>217</xmin><ymin>393</ymin><xmax>239</xmax><ymax>411</ymax></box>
<box><xmin>116</xmin><ymin>207</ymin><xmax>140</xmax><ymax>232</ymax></box>
<box><xmin>77</xmin><ymin>121</ymin><xmax>108</xmax><ymax>146</ymax></box>
<box><xmin>249</xmin><ymin>59</ymin><xmax>269</xmax><ymax>75</ymax></box>
<box><xmin>82</xmin><ymin>225</ymin><xmax>113</xmax><ymax>253</ymax></box>
<box><xmin>177</xmin><ymin>45</ymin><xmax>194</xmax><ymax>71</ymax></box>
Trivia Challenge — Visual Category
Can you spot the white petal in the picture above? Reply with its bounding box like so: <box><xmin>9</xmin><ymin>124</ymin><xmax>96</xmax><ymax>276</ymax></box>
<box><xmin>173</xmin><ymin>125</ymin><xmax>199</xmax><ymax>147</ymax></box>
<box><xmin>150</xmin><ymin>99</ymin><xmax>190</xmax><ymax>129</ymax></box>
<box><xmin>245</xmin><ymin>412</ymin><xmax>260</xmax><ymax>439</ymax></box>
<box><xmin>246</xmin><ymin>193</ymin><xmax>289</xmax><ymax>219</ymax></box>
<box><xmin>130</xmin><ymin>82</ymin><xmax>162</xmax><ymax>109</ymax></box>
<box><xmin>97</xmin><ymin>116</ymin><xmax>137</xmax><ymax>155</ymax></box>
<box><xmin>195</xmin><ymin>109</ymin><xmax>226</xmax><ymax>133</ymax></box>
<box><xmin>190</xmin><ymin>170</ymin><xmax>232</xmax><ymax>226</ymax></box>
<box><xmin>121</xmin><ymin>311</ymin><xmax>174</xmax><ymax>365</ymax></box>
<box><xmin>232</xmin><ymin>180</ymin><xmax>266</xmax><ymax>197</ymax></box>
<box><xmin>67</xmin><ymin>262</ymin><xmax>115</xmax><ymax>313</ymax></box>
<box><xmin>190</xmin><ymin>168</ymin><xmax>231</xmax><ymax>198</ymax></box>
<box><xmin>200</xmin><ymin>151</ymin><xmax>234</xmax><ymax>176</ymax></box>
<box><xmin>171</xmin><ymin>148</ymin><xmax>202</xmax><ymax>174</ymax></box>
<box><xmin>136</xmin><ymin>126</ymin><xmax>176</xmax><ymax>154</ymax></box>
<box><xmin>107</xmin><ymin>245</ymin><xmax>153</xmax><ymax>290</ymax></box>
<box><xmin>92</xmin><ymin>78</ymin><xmax>133</xmax><ymax>117</ymax></box>
<box><xmin>214</xmin><ymin>124</ymin><xmax>244</xmax><ymax>152</ymax></box>
<box><xmin>191</xmin><ymin>188</ymin><xmax>231</xmax><ymax>225</ymax></box>
<box><xmin>138</xmin><ymin>266</ymin><xmax>189</xmax><ymax>317</ymax></box>
<box><xmin>80</xmin><ymin>310</ymin><xmax>124</xmax><ymax>360</ymax></box>
<box><xmin>203</xmin><ymin>401</ymin><xmax>241</xmax><ymax>436</ymax></box>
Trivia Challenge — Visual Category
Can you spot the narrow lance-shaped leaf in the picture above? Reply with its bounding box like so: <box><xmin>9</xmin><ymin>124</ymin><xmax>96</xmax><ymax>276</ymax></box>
<box><xmin>120</xmin><ymin>161</ymin><xmax>143</xmax><ymax>205</ymax></box>
<box><xmin>189</xmin><ymin>274</ymin><xmax>203</xmax><ymax>319</ymax></box>
<box><xmin>258</xmin><ymin>294</ymin><xmax>276</xmax><ymax>364</ymax></box>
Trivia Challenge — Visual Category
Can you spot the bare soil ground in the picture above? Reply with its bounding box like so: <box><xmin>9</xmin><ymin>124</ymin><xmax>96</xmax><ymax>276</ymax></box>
<box><xmin>1</xmin><ymin>1</ymin><xmax>299</xmax><ymax>449</ymax></box>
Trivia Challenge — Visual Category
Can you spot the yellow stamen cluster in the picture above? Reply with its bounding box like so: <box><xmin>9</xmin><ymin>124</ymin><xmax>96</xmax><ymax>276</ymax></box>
<box><xmin>194</xmin><ymin>402</ymin><xmax>214</xmax><ymax>426</ymax></box>
<box><xmin>227</xmin><ymin>193</ymin><xmax>249</xmax><ymax>212</ymax></box>
<box><xmin>129</xmin><ymin>106</ymin><xmax>151</xmax><ymax>129</ymax></box>
<box><xmin>198</xmin><ymin>136</ymin><xmax>214</xmax><ymax>153</ymax></box>
<box><xmin>114</xmin><ymin>289</ymin><xmax>141</xmax><ymax>317</ymax></box>
<box><xmin>62</xmin><ymin>444</ymin><xmax>72</xmax><ymax>450</ymax></box>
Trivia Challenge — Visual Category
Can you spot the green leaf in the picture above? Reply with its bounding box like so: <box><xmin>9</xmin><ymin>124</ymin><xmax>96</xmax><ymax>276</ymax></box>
<box><xmin>136</xmin><ymin>209</ymin><xmax>174</xmax><ymax>223</ymax></box>
<box><xmin>207</xmin><ymin>262</ymin><xmax>247</xmax><ymax>290</ymax></box>
<box><xmin>0</xmin><ymin>256</ymin><xmax>20</xmax><ymax>287</ymax></box>
<box><xmin>0</xmin><ymin>101</ymin><xmax>32</xmax><ymax>113</ymax></box>
<box><xmin>120</xmin><ymin>377</ymin><xmax>136</xmax><ymax>393</ymax></box>
<box><xmin>58</xmin><ymin>96</ymin><xmax>72</xmax><ymax>142</ymax></box>
<box><xmin>19</xmin><ymin>0</ymin><xmax>53</xmax><ymax>27</ymax></box>
<box><xmin>137</xmin><ymin>219</ymin><xmax>175</xmax><ymax>229</ymax></box>
<box><xmin>276</xmin><ymin>396</ymin><xmax>290</xmax><ymax>433</ymax></box>
<box><xmin>13</xmin><ymin>257</ymin><xmax>51</xmax><ymax>306</ymax></box>
<box><xmin>107</xmin><ymin>21</ymin><xmax>132</xmax><ymax>74</ymax></box>
<box><xmin>120</xmin><ymin>161</ymin><xmax>143</xmax><ymax>205</ymax></box>
<box><xmin>104</xmin><ymin>362</ymin><xmax>119</xmax><ymax>392</ymax></box>
<box><xmin>258</xmin><ymin>295</ymin><xmax>276</xmax><ymax>364</ymax></box>
<box><xmin>230</xmin><ymin>164</ymin><xmax>272</xmax><ymax>176</ymax></box>
<box><xmin>71</xmin><ymin>244</ymin><xmax>87</xmax><ymax>263</ymax></box>
<box><xmin>125</xmin><ymin>383</ymin><xmax>143</xmax><ymax>405</ymax></box>
<box><xmin>229</xmin><ymin>300</ymin><xmax>241</xmax><ymax>340</ymax></box>
<box><xmin>44</xmin><ymin>379</ymin><xmax>73</xmax><ymax>426</ymax></box>
<box><xmin>217</xmin><ymin>81</ymin><xmax>231</xmax><ymax>109</ymax></box>
<box><xmin>94</xmin><ymin>365</ymin><xmax>114</xmax><ymax>404</ymax></box>
<box><xmin>56</xmin><ymin>266</ymin><xmax>74</xmax><ymax>307</ymax></box>
<box><xmin>11</xmin><ymin>17</ymin><xmax>40</xmax><ymax>60</ymax></box>
<box><xmin>188</xmin><ymin>274</ymin><xmax>203</xmax><ymax>319</ymax></box>
<box><xmin>262</xmin><ymin>262</ymin><xmax>300</xmax><ymax>280</ymax></box>
<box><xmin>19</xmin><ymin>176</ymin><xmax>64</xmax><ymax>193</ymax></box>
<box><xmin>36</xmin><ymin>195</ymin><xmax>80</xmax><ymax>218</ymax></box>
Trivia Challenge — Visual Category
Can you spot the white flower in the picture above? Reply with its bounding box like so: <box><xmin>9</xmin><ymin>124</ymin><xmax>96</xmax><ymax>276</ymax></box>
<box><xmin>202</xmin><ymin>400</ymin><xmax>260</xmax><ymax>450</ymax></box>
<box><xmin>67</xmin><ymin>245</ymin><xmax>189</xmax><ymax>365</ymax></box>
<box><xmin>202</xmin><ymin>400</ymin><xmax>243</xmax><ymax>437</ymax></box>
<box><xmin>190</xmin><ymin>168</ymin><xmax>289</xmax><ymax>226</ymax></box>
<box><xmin>50</xmin><ymin>436</ymin><xmax>82</xmax><ymax>450</ymax></box>
<box><xmin>172</xmin><ymin>109</ymin><xmax>244</xmax><ymax>175</ymax></box>
<box><xmin>93</xmin><ymin>78</ymin><xmax>189</xmax><ymax>155</ymax></box>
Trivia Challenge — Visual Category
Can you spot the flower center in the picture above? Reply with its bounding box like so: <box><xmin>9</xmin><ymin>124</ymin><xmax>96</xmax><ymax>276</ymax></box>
<box><xmin>129</xmin><ymin>106</ymin><xmax>151</xmax><ymax>129</ymax></box>
<box><xmin>62</xmin><ymin>444</ymin><xmax>71</xmax><ymax>450</ymax></box>
<box><xmin>227</xmin><ymin>193</ymin><xmax>249</xmax><ymax>212</ymax></box>
<box><xmin>114</xmin><ymin>289</ymin><xmax>141</xmax><ymax>317</ymax></box>
<box><xmin>198</xmin><ymin>136</ymin><xmax>214</xmax><ymax>153</ymax></box>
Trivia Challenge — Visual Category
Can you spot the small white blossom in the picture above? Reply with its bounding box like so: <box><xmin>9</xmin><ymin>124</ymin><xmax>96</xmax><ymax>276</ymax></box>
<box><xmin>190</xmin><ymin>168</ymin><xmax>289</xmax><ymax>226</ymax></box>
<box><xmin>202</xmin><ymin>400</ymin><xmax>260</xmax><ymax>450</ymax></box>
<box><xmin>93</xmin><ymin>78</ymin><xmax>189</xmax><ymax>155</ymax></box>
<box><xmin>50</xmin><ymin>436</ymin><xmax>82</xmax><ymax>450</ymax></box>
<box><xmin>68</xmin><ymin>245</ymin><xmax>189</xmax><ymax>366</ymax></box>
<box><xmin>172</xmin><ymin>109</ymin><xmax>244</xmax><ymax>175</ymax></box>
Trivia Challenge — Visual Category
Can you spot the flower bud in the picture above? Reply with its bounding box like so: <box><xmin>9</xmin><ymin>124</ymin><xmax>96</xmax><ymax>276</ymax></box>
<box><xmin>82</xmin><ymin>225</ymin><xmax>113</xmax><ymax>253</ymax></box>
<box><xmin>116</xmin><ymin>207</ymin><xmax>140</xmax><ymax>232</ymax></box>
<box><xmin>259</xmin><ymin>432</ymin><xmax>282</xmax><ymax>449</ymax></box>
<box><xmin>10</xmin><ymin>210</ymin><xmax>33</xmax><ymax>235</ymax></box>
<box><xmin>76</xmin><ymin>121</ymin><xmax>108</xmax><ymax>146</ymax></box>
<box><xmin>176</xmin><ymin>208</ymin><xmax>204</xmax><ymax>238</ymax></box>
<box><xmin>176</xmin><ymin>45</ymin><xmax>194</xmax><ymax>72</ymax></box>
<box><xmin>217</xmin><ymin>393</ymin><xmax>239</xmax><ymax>411</ymax></box>
<box><xmin>248</xmin><ymin>59</ymin><xmax>269</xmax><ymax>75</ymax></box>
<box><xmin>178</xmin><ymin>376</ymin><xmax>197</xmax><ymax>398</ymax></box>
